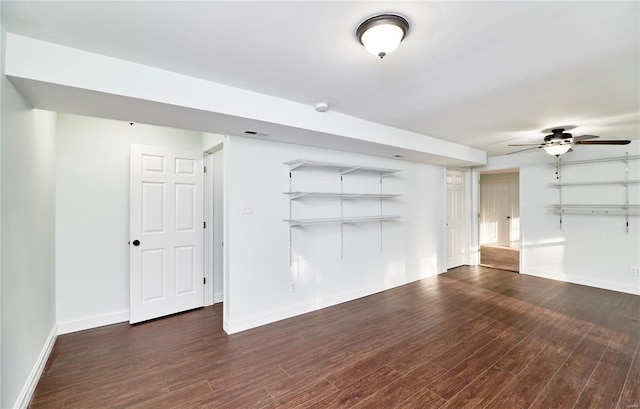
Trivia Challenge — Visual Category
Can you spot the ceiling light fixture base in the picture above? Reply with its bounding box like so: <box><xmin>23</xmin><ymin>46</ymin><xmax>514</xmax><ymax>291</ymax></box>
<box><xmin>356</xmin><ymin>14</ymin><xmax>409</xmax><ymax>58</ymax></box>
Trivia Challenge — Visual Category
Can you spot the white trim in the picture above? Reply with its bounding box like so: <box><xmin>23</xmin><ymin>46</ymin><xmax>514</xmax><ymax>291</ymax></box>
<box><xmin>522</xmin><ymin>269</ymin><xmax>640</xmax><ymax>296</ymax></box>
<box><xmin>205</xmin><ymin>142</ymin><xmax>224</xmax><ymax>155</ymax></box>
<box><xmin>223</xmin><ymin>279</ymin><xmax>425</xmax><ymax>334</ymax></box>
<box><xmin>14</xmin><ymin>325</ymin><xmax>57</xmax><ymax>409</ymax></box>
<box><xmin>204</xmin><ymin>151</ymin><xmax>215</xmax><ymax>306</ymax></box>
<box><xmin>213</xmin><ymin>291</ymin><xmax>224</xmax><ymax>304</ymax></box>
<box><xmin>57</xmin><ymin>309</ymin><xmax>129</xmax><ymax>335</ymax></box>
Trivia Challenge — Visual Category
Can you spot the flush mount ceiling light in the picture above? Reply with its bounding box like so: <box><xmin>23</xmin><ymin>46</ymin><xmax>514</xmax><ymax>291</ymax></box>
<box><xmin>356</xmin><ymin>14</ymin><xmax>409</xmax><ymax>58</ymax></box>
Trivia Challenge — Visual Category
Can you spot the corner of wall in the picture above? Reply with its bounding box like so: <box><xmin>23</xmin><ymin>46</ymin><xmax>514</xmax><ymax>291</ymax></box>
<box><xmin>13</xmin><ymin>325</ymin><xmax>57</xmax><ymax>409</ymax></box>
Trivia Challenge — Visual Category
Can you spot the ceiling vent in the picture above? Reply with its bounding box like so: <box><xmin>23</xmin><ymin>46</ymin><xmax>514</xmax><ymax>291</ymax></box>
<box><xmin>244</xmin><ymin>130</ymin><xmax>270</xmax><ymax>137</ymax></box>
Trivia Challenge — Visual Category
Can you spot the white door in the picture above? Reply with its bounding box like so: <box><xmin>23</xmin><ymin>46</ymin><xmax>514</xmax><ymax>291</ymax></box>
<box><xmin>130</xmin><ymin>144</ymin><xmax>204</xmax><ymax>324</ymax></box>
<box><xmin>480</xmin><ymin>180</ymin><xmax>511</xmax><ymax>247</ymax></box>
<box><xmin>446</xmin><ymin>169</ymin><xmax>466</xmax><ymax>269</ymax></box>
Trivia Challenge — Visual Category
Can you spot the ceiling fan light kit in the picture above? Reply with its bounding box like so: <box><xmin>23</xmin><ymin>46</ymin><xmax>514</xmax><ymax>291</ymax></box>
<box><xmin>544</xmin><ymin>144</ymin><xmax>572</xmax><ymax>156</ymax></box>
<box><xmin>356</xmin><ymin>14</ymin><xmax>409</xmax><ymax>58</ymax></box>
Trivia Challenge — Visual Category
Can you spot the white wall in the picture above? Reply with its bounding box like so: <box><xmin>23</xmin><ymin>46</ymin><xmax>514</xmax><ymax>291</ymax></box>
<box><xmin>476</xmin><ymin>141</ymin><xmax>640</xmax><ymax>295</ymax></box>
<box><xmin>1</xmin><ymin>57</ymin><xmax>57</xmax><ymax>409</ymax></box>
<box><xmin>55</xmin><ymin>114</ymin><xmax>203</xmax><ymax>331</ymax></box>
<box><xmin>224</xmin><ymin>136</ymin><xmax>445</xmax><ymax>333</ymax></box>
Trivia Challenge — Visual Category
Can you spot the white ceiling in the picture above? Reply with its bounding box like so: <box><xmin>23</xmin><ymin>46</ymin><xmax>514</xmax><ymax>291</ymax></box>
<box><xmin>2</xmin><ymin>1</ymin><xmax>639</xmax><ymax>157</ymax></box>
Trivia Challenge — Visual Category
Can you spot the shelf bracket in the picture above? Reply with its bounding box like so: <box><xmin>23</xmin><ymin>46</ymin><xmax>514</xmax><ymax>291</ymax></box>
<box><xmin>557</xmin><ymin>156</ymin><xmax>563</xmax><ymax>229</ymax></box>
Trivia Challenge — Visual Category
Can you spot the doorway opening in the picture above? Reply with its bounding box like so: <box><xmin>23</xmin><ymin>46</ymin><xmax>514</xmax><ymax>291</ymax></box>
<box><xmin>479</xmin><ymin>169</ymin><xmax>520</xmax><ymax>272</ymax></box>
<box><xmin>446</xmin><ymin>168</ymin><xmax>468</xmax><ymax>269</ymax></box>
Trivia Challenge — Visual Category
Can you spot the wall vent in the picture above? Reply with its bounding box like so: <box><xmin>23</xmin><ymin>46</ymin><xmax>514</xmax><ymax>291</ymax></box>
<box><xmin>244</xmin><ymin>130</ymin><xmax>270</xmax><ymax>137</ymax></box>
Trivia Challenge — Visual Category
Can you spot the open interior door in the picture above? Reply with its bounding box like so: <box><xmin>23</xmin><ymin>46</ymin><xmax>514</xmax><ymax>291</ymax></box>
<box><xmin>129</xmin><ymin>144</ymin><xmax>204</xmax><ymax>324</ymax></box>
<box><xmin>480</xmin><ymin>180</ymin><xmax>512</xmax><ymax>247</ymax></box>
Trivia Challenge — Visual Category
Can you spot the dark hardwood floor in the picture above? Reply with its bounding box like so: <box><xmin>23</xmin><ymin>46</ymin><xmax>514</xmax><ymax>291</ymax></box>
<box><xmin>30</xmin><ymin>266</ymin><xmax>639</xmax><ymax>408</ymax></box>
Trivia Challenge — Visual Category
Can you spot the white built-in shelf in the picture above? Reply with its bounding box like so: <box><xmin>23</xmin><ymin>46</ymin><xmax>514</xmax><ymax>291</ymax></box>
<box><xmin>283</xmin><ymin>192</ymin><xmax>401</xmax><ymax>200</ymax></box>
<box><xmin>549</xmin><ymin>179</ymin><xmax>640</xmax><ymax>188</ymax></box>
<box><xmin>284</xmin><ymin>159</ymin><xmax>400</xmax><ymax>177</ymax></box>
<box><xmin>551</xmin><ymin>154</ymin><xmax>640</xmax><ymax>166</ymax></box>
<box><xmin>550</xmin><ymin>152</ymin><xmax>640</xmax><ymax>232</ymax></box>
<box><xmin>284</xmin><ymin>159</ymin><xmax>402</xmax><ymax>260</ymax></box>
<box><xmin>284</xmin><ymin>215</ymin><xmax>402</xmax><ymax>227</ymax></box>
<box><xmin>550</xmin><ymin>204</ymin><xmax>640</xmax><ymax>216</ymax></box>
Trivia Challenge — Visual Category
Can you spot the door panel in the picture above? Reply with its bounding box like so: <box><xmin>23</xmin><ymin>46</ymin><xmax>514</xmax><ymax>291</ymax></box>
<box><xmin>142</xmin><ymin>182</ymin><xmax>165</xmax><ymax>233</ymax></box>
<box><xmin>175</xmin><ymin>245</ymin><xmax>196</xmax><ymax>294</ymax></box>
<box><xmin>141</xmin><ymin>249</ymin><xmax>164</xmax><ymax>301</ymax></box>
<box><xmin>130</xmin><ymin>144</ymin><xmax>204</xmax><ymax>324</ymax></box>
<box><xmin>175</xmin><ymin>183</ymin><xmax>196</xmax><ymax>231</ymax></box>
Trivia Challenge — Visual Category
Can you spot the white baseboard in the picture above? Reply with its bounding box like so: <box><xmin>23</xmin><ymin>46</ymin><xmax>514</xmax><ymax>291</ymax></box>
<box><xmin>224</xmin><ymin>281</ymin><xmax>416</xmax><ymax>334</ymax></box>
<box><xmin>213</xmin><ymin>291</ymin><xmax>224</xmax><ymax>304</ymax></box>
<box><xmin>14</xmin><ymin>325</ymin><xmax>57</xmax><ymax>409</ymax></box>
<box><xmin>57</xmin><ymin>309</ymin><xmax>129</xmax><ymax>335</ymax></box>
<box><xmin>522</xmin><ymin>269</ymin><xmax>640</xmax><ymax>296</ymax></box>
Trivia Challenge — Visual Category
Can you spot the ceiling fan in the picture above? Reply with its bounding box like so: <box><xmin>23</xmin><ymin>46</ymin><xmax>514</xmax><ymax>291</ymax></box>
<box><xmin>508</xmin><ymin>127</ymin><xmax>631</xmax><ymax>156</ymax></box>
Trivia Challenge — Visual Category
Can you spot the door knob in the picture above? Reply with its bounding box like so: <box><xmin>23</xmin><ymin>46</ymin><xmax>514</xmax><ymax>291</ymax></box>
<box><xmin>132</xmin><ymin>240</ymin><xmax>140</xmax><ymax>246</ymax></box>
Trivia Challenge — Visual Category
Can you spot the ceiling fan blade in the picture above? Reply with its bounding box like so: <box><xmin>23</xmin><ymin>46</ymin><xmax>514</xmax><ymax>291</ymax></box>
<box><xmin>571</xmin><ymin>135</ymin><xmax>599</xmax><ymax>142</ymax></box>
<box><xmin>507</xmin><ymin>143</ymin><xmax>543</xmax><ymax>147</ymax></box>
<box><xmin>574</xmin><ymin>140</ymin><xmax>631</xmax><ymax>145</ymax></box>
<box><xmin>506</xmin><ymin>146</ymin><xmax>543</xmax><ymax>155</ymax></box>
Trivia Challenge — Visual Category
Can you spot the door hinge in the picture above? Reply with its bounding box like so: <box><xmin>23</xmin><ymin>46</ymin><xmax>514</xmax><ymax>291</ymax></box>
<box><xmin>203</xmin><ymin>165</ymin><xmax>207</xmax><ymax>173</ymax></box>
<box><xmin>204</xmin><ymin>221</ymin><xmax>206</xmax><ymax>228</ymax></box>
<box><xmin>203</xmin><ymin>277</ymin><xmax>206</xmax><ymax>285</ymax></box>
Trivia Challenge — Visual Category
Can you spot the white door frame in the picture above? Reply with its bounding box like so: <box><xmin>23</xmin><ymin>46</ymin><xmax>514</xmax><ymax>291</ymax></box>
<box><xmin>203</xmin><ymin>142</ymin><xmax>225</xmax><ymax>306</ymax></box>
<box><xmin>472</xmin><ymin>167</ymin><xmax>522</xmax><ymax>269</ymax></box>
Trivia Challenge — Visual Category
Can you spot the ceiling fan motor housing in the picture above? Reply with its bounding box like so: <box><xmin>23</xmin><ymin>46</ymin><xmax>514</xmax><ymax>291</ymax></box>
<box><xmin>544</xmin><ymin>128</ymin><xmax>572</xmax><ymax>143</ymax></box>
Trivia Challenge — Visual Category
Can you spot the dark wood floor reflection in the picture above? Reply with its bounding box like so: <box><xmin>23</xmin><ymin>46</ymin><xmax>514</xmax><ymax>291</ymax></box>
<box><xmin>30</xmin><ymin>266</ymin><xmax>639</xmax><ymax>408</ymax></box>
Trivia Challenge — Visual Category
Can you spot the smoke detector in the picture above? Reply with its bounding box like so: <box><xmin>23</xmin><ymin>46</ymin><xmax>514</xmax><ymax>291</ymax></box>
<box><xmin>315</xmin><ymin>102</ymin><xmax>329</xmax><ymax>112</ymax></box>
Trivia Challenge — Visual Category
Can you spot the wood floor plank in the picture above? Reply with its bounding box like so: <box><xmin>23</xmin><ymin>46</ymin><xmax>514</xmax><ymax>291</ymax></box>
<box><xmin>306</xmin><ymin>366</ymin><xmax>402</xmax><ymax>409</ymax></box>
<box><xmin>438</xmin><ymin>365</ymin><xmax>514</xmax><ymax>409</ymax></box>
<box><xmin>428</xmin><ymin>319</ymin><xmax>511</xmax><ymax>371</ymax></box>
<box><xmin>486</xmin><ymin>316</ymin><xmax>591</xmax><ymax>409</ymax></box>
<box><xmin>28</xmin><ymin>266</ymin><xmax>638</xmax><ymax>409</ymax></box>
<box><xmin>617</xmin><ymin>342</ymin><xmax>640</xmax><ymax>409</ymax></box>
<box><xmin>268</xmin><ymin>377</ymin><xmax>339</xmax><ymax>408</ymax></box>
<box><xmin>394</xmin><ymin>388</ymin><xmax>446</xmax><ymax>409</ymax></box>
<box><xmin>575</xmin><ymin>329</ymin><xmax>640</xmax><ymax>408</ymax></box>
<box><xmin>388</xmin><ymin>314</ymin><xmax>495</xmax><ymax>374</ymax></box>
<box><xmin>425</xmin><ymin>334</ymin><xmax>515</xmax><ymax>400</ymax></box>
<box><xmin>350</xmin><ymin>361</ymin><xmax>446</xmax><ymax>409</ymax></box>
<box><xmin>556</xmin><ymin>324</ymin><xmax>614</xmax><ymax>386</ymax></box>
<box><xmin>527</xmin><ymin>375</ymin><xmax>583</xmax><ymax>409</ymax></box>
<box><xmin>128</xmin><ymin>380</ymin><xmax>212</xmax><ymax>409</ymax></box>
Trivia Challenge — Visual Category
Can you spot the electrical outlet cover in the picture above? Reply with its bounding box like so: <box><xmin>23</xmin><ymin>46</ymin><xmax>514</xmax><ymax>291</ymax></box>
<box><xmin>240</xmin><ymin>202</ymin><xmax>252</xmax><ymax>214</ymax></box>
